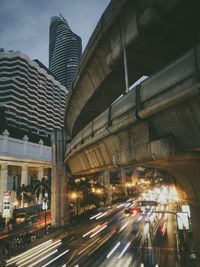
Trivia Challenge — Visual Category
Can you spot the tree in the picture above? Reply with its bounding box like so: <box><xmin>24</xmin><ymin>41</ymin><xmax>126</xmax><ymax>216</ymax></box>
<box><xmin>29</xmin><ymin>175</ymin><xmax>38</xmax><ymax>197</ymax></box>
<box><xmin>68</xmin><ymin>178</ymin><xmax>108</xmax><ymax>212</ymax></box>
<box><xmin>34</xmin><ymin>177</ymin><xmax>51</xmax><ymax>205</ymax></box>
<box><xmin>16</xmin><ymin>184</ymin><xmax>33</xmax><ymax>207</ymax></box>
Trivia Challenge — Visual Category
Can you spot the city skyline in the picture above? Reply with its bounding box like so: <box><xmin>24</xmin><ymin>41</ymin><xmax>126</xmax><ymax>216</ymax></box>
<box><xmin>0</xmin><ymin>0</ymin><xmax>109</xmax><ymax>67</ymax></box>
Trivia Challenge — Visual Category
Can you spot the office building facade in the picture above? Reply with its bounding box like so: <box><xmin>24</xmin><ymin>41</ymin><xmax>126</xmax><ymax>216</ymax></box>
<box><xmin>0</xmin><ymin>51</ymin><xmax>67</xmax><ymax>138</ymax></box>
<box><xmin>49</xmin><ymin>14</ymin><xmax>82</xmax><ymax>89</ymax></box>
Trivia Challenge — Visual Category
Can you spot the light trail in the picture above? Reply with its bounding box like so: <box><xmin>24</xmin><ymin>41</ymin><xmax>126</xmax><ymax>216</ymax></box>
<box><xmin>90</xmin><ymin>224</ymin><xmax>107</xmax><ymax>238</ymax></box>
<box><xmin>59</xmin><ymin>232</ymin><xmax>71</xmax><ymax>239</ymax></box>
<box><xmin>90</xmin><ymin>212</ymin><xmax>102</xmax><ymax>220</ymax></box>
<box><xmin>83</xmin><ymin>225</ymin><xmax>101</xmax><ymax>237</ymax></box>
<box><xmin>116</xmin><ymin>204</ymin><xmax>124</xmax><ymax>208</ymax></box>
<box><xmin>96</xmin><ymin>212</ymin><xmax>108</xmax><ymax>220</ymax></box>
<box><xmin>88</xmin><ymin>234</ymin><xmax>112</xmax><ymax>256</ymax></box>
<box><xmin>119</xmin><ymin>221</ymin><xmax>129</xmax><ymax>232</ymax></box>
<box><xmin>17</xmin><ymin>241</ymin><xmax>61</xmax><ymax>266</ymax></box>
<box><xmin>42</xmin><ymin>249</ymin><xmax>69</xmax><ymax>267</ymax></box>
<box><xmin>24</xmin><ymin>249</ymin><xmax>58</xmax><ymax>267</ymax></box>
<box><xmin>138</xmin><ymin>215</ymin><xmax>143</xmax><ymax>221</ymax></box>
<box><xmin>118</xmin><ymin>242</ymin><xmax>131</xmax><ymax>259</ymax></box>
<box><xmin>106</xmin><ymin>242</ymin><xmax>120</xmax><ymax>259</ymax></box>
<box><xmin>78</xmin><ymin>238</ymin><xmax>100</xmax><ymax>255</ymax></box>
<box><xmin>16</xmin><ymin>240</ymin><xmax>61</xmax><ymax>265</ymax></box>
<box><xmin>6</xmin><ymin>239</ymin><xmax>53</xmax><ymax>265</ymax></box>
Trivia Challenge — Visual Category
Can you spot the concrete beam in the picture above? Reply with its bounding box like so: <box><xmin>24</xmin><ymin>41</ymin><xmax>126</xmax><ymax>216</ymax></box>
<box><xmin>65</xmin><ymin>119</ymin><xmax>178</xmax><ymax>176</ymax></box>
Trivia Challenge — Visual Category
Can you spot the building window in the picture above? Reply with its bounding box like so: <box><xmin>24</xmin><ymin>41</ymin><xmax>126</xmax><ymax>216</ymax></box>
<box><xmin>28</xmin><ymin>167</ymin><xmax>38</xmax><ymax>185</ymax></box>
<box><xmin>7</xmin><ymin>165</ymin><xmax>22</xmax><ymax>190</ymax></box>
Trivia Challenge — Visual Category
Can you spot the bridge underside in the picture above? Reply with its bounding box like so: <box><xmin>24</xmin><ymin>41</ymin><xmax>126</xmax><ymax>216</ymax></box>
<box><xmin>66</xmin><ymin>124</ymin><xmax>200</xmax><ymax>263</ymax></box>
<box><xmin>66</xmin><ymin>123</ymin><xmax>200</xmax><ymax>263</ymax></box>
<box><xmin>66</xmin><ymin>88</ymin><xmax>200</xmax><ymax>174</ymax></box>
<box><xmin>64</xmin><ymin>0</ymin><xmax>200</xmax><ymax>261</ymax></box>
<box><xmin>65</xmin><ymin>0</ymin><xmax>200</xmax><ymax>137</ymax></box>
<box><xmin>65</xmin><ymin>96</ymin><xmax>200</xmax><ymax>262</ymax></box>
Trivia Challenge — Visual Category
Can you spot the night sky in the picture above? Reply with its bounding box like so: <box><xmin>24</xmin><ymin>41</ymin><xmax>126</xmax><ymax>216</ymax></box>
<box><xmin>0</xmin><ymin>0</ymin><xmax>109</xmax><ymax>66</ymax></box>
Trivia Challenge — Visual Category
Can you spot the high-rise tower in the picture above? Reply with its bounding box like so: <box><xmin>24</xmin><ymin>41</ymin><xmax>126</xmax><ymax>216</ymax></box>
<box><xmin>49</xmin><ymin>14</ymin><xmax>82</xmax><ymax>89</ymax></box>
<box><xmin>0</xmin><ymin>50</ymin><xmax>67</xmax><ymax>140</ymax></box>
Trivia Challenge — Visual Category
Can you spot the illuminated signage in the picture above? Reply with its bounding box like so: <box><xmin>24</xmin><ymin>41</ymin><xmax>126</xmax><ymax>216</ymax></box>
<box><xmin>2</xmin><ymin>191</ymin><xmax>11</xmax><ymax>218</ymax></box>
<box><xmin>181</xmin><ymin>205</ymin><xmax>191</xmax><ymax>218</ymax></box>
<box><xmin>177</xmin><ymin>212</ymin><xmax>189</xmax><ymax>230</ymax></box>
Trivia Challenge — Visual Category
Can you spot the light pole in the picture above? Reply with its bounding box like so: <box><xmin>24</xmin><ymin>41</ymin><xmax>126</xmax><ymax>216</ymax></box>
<box><xmin>13</xmin><ymin>200</ymin><xmax>18</xmax><ymax>226</ymax></box>
<box><xmin>76</xmin><ymin>195</ymin><xmax>78</xmax><ymax>216</ymax></box>
<box><xmin>43</xmin><ymin>197</ymin><xmax>48</xmax><ymax>233</ymax></box>
<box><xmin>45</xmin><ymin>207</ymin><xmax>47</xmax><ymax>233</ymax></box>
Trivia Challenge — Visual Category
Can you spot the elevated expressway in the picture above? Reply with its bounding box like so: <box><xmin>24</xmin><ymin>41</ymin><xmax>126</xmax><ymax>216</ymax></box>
<box><xmin>65</xmin><ymin>0</ymin><xmax>200</xmax><ymax>138</ymax></box>
<box><xmin>64</xmin><ymin>0</ymin><xmax>200</xmax><ymax>263</ymax></box>
<box><xmin>65</xmin><ymin>44</ymin><xmax>200</xmax><ymax>263</ymax></box>
<box><xmin>65</xmin><ymin>47</ymin><xmax>200</xmax><ymax>175</ymax></box>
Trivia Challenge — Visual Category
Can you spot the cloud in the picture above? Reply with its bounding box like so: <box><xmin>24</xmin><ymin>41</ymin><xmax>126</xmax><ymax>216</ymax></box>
<box><xmin>0</xmin><ymin>0</ymin><xmax>109</xmax><ymax>66</ymax></box>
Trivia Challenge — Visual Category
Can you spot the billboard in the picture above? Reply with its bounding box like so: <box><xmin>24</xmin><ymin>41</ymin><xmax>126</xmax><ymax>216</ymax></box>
<box><xmin>2</xmin><ymin>191</ymin><xmax>11</xmax><ymax>218</ymax></box>
<box><xmin>181</xmin><ymin>205</ymin><xmax>191</xmax><ymax>218</ymax></box>
<box><xmin>177</xmin><ymin>212</ymin><xmax>189</xmax><ymax>230</ymax></box>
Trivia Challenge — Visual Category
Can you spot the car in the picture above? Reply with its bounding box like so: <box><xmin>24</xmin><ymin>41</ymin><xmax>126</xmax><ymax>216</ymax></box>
<box><xmin>125</xmin><ymin>207</ymin><xmax>142</xmax><ymax>215</ymax></box>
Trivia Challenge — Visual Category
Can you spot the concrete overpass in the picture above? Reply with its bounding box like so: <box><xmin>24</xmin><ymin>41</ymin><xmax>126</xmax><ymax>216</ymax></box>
<box><xmin>65</xmin><ymin>0</ymin><xmax>200</xmax><ymax>138</ymax></box>
<box><xmin>64</xmin><ymin>41</ymin><xmax>200</xmax><ymax>265</ymax></box>
<box><xmin>65</xmin><ymin>47</ymin><xmax>200</xmax><ymax>175</ymax></box>
<box><xmin>63</xmin><ymin>0</ymin><xmax>200</xmax><ymax>263</ymax></box>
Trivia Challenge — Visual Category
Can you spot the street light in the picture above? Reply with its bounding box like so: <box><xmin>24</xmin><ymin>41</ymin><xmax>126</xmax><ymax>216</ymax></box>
<box><xmin>70</xmin><ymin>192</ymin><xmax>78</xmax><ymax>216</ymax></box>
<box><xmin>43</xmin><ymin>197</ymin><xmax>48</xmax><ymax>233</ymax></box>
<box><xmin>95</xmin><ymin>189</ymin><xmax>102</xmax><ymax>195</ymax></box>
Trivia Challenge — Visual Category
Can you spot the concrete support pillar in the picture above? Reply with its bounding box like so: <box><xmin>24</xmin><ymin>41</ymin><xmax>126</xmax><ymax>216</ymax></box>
<box><xmin>38</xmin><ymin>166</ymin><xmax>44</xmax><ymax>180</ymax></box>
<box><xmin>23</xmin><ymin>135</ymin><xmax>29</xmax><ymax>155</ymax></box>
<box><xmin>120</xmin><ymin>167</ymin><xmax>128</xmax><ymax>197</ymax></box>
<box><xmin>0</xmin><ymin>164</ymin><xmax>8</xmax><ymax>213</ymax></box>
<box><xmin>2</xmin><ymin>130</ymin><xmax>9</xmax><ymax>153</ymax></box>
<box><xmin>39</xmin><ymin>139</ymin><xmax>44</xmax><ymax>158</ymax></box>
<box><xmin>185</xmin><ymin>163</ymin><xmax>200</xmax><ymax>267</ymax></box>
<box><xmin>132</xmin><ymin>167</ymin><xmax>139</xmax><ymax>185</ymax></box>
<box><xmin>189</xmin><ymin>204</ymin><xmax>200</xmax><ymax>266</ymax></box>
<box><xmin>51</xmin><ymin>129</ymin><xmax>69</xmax><ymax>227</ymax></box>
<box><xmin>21</xmin><ymin>165</ymin><xmax>28</xmax><ymax>186</ymax></box>
<box><xmin>104</xmin><ymin>170</ymin><xmax>112</xmax><ymax>205</ymax></box>
<box><xmin>98</xmin><ymin>176</ymin><xmax>104</xmax><ymax>187</ymax></box>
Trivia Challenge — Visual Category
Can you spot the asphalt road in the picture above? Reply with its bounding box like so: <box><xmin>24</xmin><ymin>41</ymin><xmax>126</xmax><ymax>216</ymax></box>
<box><xmin>4</xmin><ymin>188</ymin><xmax>180</xmax><ymax>267</ymax></box>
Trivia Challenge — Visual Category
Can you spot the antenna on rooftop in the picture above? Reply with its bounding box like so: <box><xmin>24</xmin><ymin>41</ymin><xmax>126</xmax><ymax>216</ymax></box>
<box><xmin>59</xmin><ymin>13</ymin><xmax>67</xmax><ymax>23</ymax></box>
